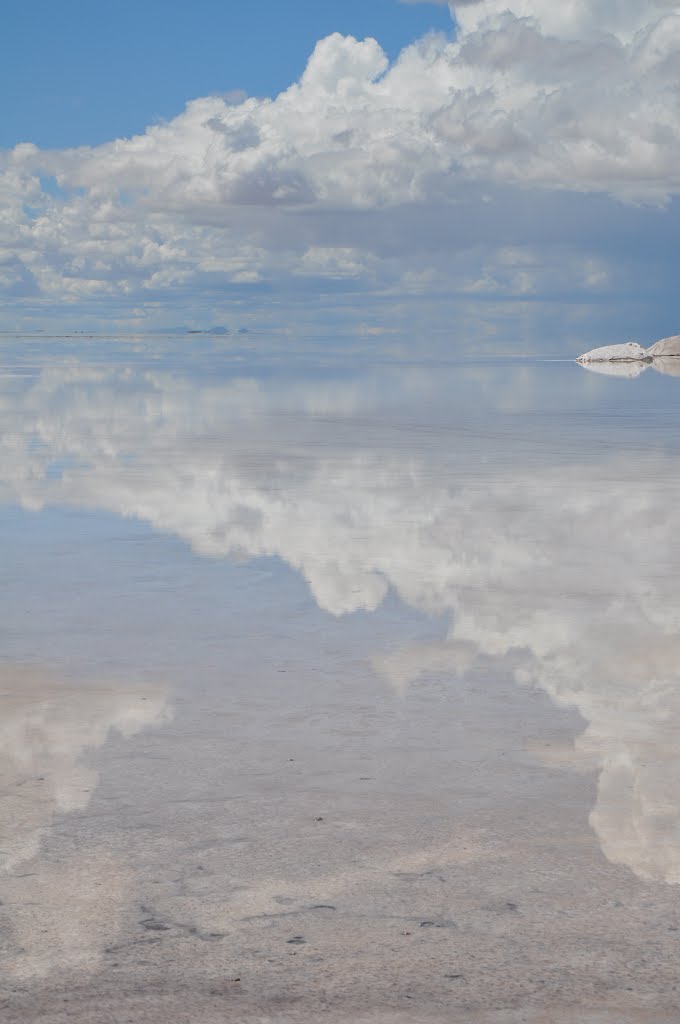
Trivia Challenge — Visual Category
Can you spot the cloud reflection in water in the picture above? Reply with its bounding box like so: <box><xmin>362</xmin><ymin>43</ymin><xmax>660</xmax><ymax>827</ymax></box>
<box><xmin>0</xmin><ymin>666</ymin><xmax>170</xmax><ymax>976</ymax></box>
<box><xmin>1</xmin><ymin>357</ymin><xmax>679</xmax><ymax>887</ymax></box>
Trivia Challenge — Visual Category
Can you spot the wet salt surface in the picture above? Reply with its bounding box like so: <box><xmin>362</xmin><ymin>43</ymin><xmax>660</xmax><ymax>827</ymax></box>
<box><xmin>1</xmin><ymin>339</ymin><xmax>680</xmax><ymax>1022</ymax></box>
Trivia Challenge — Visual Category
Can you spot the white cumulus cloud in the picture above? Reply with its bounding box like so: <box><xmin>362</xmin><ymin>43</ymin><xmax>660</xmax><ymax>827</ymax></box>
<box><xmin>1</xmin><ymin>0</ymin><xmax>680</xmax><ymax>327</ymax></box>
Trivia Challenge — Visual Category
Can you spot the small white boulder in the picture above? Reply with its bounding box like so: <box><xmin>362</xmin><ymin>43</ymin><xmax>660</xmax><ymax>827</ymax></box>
<box><xmin>577</xmin><ymin>342</ymin><xmax>648</xmax><ymax>363</ymax></box>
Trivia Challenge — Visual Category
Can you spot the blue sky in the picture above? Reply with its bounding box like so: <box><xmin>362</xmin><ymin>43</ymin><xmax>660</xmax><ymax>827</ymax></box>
<box><xmin>3</xmin><ymin>0</ymin><xmax>452</xmax><ymax>149</ymax></box>
<box><xmin>1</xmin><ymin>0</ymin><xmax>679</xmax><ymax>346</ymax></box>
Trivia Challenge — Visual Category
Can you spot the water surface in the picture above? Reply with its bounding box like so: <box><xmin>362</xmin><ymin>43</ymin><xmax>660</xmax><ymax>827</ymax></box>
<box><xmin>1</xmin><ymin>339</ymin><xmax>680</xmax><ymax>1023</ymax></box>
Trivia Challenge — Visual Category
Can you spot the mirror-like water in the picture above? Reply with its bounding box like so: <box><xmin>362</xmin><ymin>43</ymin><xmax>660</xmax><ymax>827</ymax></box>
<box><xmin>2</xmin><ymin>339</ymin><xmax>680</xmax><ymax>1023</ymax></box>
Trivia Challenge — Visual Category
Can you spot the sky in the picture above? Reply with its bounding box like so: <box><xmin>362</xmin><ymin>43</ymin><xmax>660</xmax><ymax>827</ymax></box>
<box><xmin>1</xmin><ymin>1</ymin><xmax>454</xmax><ymax>150</ymax></box>
<box><xmin>1</xmin><ymin>0</ymin><xmax>679</xmax><ymax>347</ymax></box>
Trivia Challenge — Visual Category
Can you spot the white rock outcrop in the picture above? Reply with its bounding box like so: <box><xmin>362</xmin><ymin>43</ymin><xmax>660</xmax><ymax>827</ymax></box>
<box><xmin>577</xmin><ymin>342</ymin><xmax>649</xmax><ymax>363</ymax></box>
<box><xmin>578</xmin><ymin>335</ymin><xmax>680</xmax><ymax>368</ymax></box>
<box><xmin>646</xmin><ymin>335</ymin><xmax>680</xmax><ymax>358</ymax></box>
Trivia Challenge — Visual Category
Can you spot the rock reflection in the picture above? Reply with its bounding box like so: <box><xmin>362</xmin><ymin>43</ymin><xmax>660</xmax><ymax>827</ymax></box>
<box><xmin>578</xmin><ymin>359</ymin><xmax>649</xmax><ymax>378</ymax></box>
<box><xmin>654</xmin><ymin>357</ymin><xmax>680</xmax><ymax>378</ymax></box>
<box><xmin>1</xmin><ymin>362</ymin><xmax>680</xmax><ymax>886</ymax></box>
<box><xmin>579</xmin><ymin>357</ymin><xmax>680</xmax><ymax>379</ymax></box>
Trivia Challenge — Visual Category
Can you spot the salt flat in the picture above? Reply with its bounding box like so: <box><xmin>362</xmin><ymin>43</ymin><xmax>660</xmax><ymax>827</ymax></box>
<box><xmin>2</xmin><ymin>339</ymin><xmax>680</xmax><ymax>1023</ymax></box>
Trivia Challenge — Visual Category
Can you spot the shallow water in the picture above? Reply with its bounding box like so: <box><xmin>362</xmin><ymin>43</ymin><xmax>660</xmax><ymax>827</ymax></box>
<box><xmin>2</xmin><ymin>338</ymin><xmax>680</xmax><ymax>1022</ymax></box>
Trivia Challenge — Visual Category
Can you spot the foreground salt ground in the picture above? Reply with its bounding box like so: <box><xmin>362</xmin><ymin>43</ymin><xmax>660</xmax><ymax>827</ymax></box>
<box><xmin>2</xmin><ymin>342</ymin><xmax>680</xmax><ymax>1023</ymax></box>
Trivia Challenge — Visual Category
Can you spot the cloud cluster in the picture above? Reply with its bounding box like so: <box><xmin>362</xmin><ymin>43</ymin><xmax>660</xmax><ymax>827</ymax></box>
<box><xmin>453</xmin><ymin>0</ymin><xmax>679</xmax><ymax>40</ymax></box>
<box><xmin>1</xmin><ymin>0</ymin><xmax>680</xmax><ymax>327</ymax></box>
<box><xmin>2</xmin><ymin>358</ymin><xmax>680</xmax><ymax>882</ymax></box>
